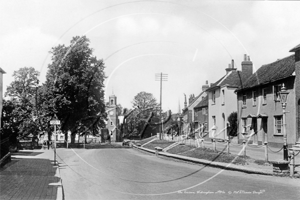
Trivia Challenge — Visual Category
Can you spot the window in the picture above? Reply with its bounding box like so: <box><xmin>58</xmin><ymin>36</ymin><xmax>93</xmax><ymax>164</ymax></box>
<box><xmin>202</xmin><ymin>108</ymin><xmax>206</xmax><ymax>115</ymax></box>
<box><xmin>262</xmin><ymin>88</ymin><xmax>267</xmax><ymax>104</ymax></box>
<box><xmin>274</xmin><ymin>116</ymin><xmax>283</xmax><ymax>135</ymax></box>
<box><xmin>252</xmin><ymin>91</ymin><xmax>257</xmax><ymax>106</ymax></box>
<box><xmin>212</xmin><ymin>116</ymin><xmax>216</xmax><ymax>126</ymax></box>
<box><xmin>212</xmin><ymin>91</ymin><xmax>216</xmax><ymax>104</ymax></box>
<box><xmin>242</xmin><ymin>94</ymin><xmax>247</xmax><ymax>105</ymax></box>
<box><xmin>274</xmin><ymin>84</ymin><xmax>282</xmax><ymax>101</ymax></box>
<box><xmin>222</xmin><ymin>89</ymin><xmax>225</xmax><ymax>105</ymax></box>
<box><xmin>242</xmin><ymin>118</ymin><xmax>247</xmax><ymax>133</ymax></box>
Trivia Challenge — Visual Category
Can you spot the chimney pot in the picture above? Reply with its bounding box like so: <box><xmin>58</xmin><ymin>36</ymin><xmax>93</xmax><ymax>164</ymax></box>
<box><xmin>248</xmin><ymin>56</ymin><xmax>250</xmax><ymax>61</ymax></box>
<box><xmin>206</xmin><ymin>80</ymin><xmax>208</xmax><ymax>84</ymax></box>
<box><xmin>244</xmin><ymin>54</ymin><xmax>247</xmax><ymax>61</ymax></box>
<box><xmin>228</xmin><ymin>64</ymin><xmax>231</xmax><ymax>68</ymax></box>
<box><xmin>231</xmin><ymin>59</ymin><xmax>234</xmax><ymax>68</ymax></box>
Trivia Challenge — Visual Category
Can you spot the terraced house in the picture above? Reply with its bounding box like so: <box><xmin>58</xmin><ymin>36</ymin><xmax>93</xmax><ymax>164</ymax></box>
<box><xmin>206</xmin><ymin>56</ymin><xmax>253</xmax><ymax>140</ymax></box>
<box><xmin>181</xmin><ymin>81</ymin><xmax>209</xmax><ymax>135</ymax></box>
<box><xmin>235</xmin><ymin>43</ymin><xmax>300</xmax><ymax>147</ymax></box>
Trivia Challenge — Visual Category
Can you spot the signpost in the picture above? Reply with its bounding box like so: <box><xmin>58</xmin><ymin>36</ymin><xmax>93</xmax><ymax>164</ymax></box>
<box><xmin>50</xmin><ymin>116</ymin><xmax>60</xmax><ymax>165</ymax></box>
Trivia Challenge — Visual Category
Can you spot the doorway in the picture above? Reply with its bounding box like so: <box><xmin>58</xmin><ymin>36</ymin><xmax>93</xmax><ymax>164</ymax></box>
<box><xmin>252</xmin><ymin>117</ymin><xmax>258</xmax><ymax>144</ymax></box>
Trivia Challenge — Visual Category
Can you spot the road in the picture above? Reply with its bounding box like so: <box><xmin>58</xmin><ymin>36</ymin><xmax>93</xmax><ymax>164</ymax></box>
<box><xmin>56</xmin><ymin>147</ymin><xmax>300</xmax><ymax>200</ymax></box>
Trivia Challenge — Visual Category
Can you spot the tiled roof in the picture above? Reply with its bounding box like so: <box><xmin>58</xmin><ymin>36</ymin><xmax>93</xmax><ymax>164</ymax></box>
<box><xmin>206</xmin><ymin>70</ymin><xmax>246</xmax><ymax>91</ymax></box>
<box><xmin>237</xmin><ymin>55</ymin><xmax>295</xmax><ymax>91</ymax></box>
<box><xmin>220</xmin><ymin>71</ymin><xmax>245</xmax><ymax>87</ymax></box>
<box><xmin>207</xmin><ymin>75</ymin><xmax>225</xmax><ymax>90</ymax></box>
<box><xmin>194</xmin><ymin>95</ymin><xmax>208</xmax><ymax>109</ymax></box>
<box><xmin>188</xmin><ymin>91</ymin><xmax>205</xmax><ymax>107</ymax></box>
<box><xmin>290</xmin><ymin>43</ymin><xmax>300</xmax><ymax>52</ymax></box>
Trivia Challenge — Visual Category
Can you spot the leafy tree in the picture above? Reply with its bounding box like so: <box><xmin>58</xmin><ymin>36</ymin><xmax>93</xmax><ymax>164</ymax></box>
<box><xmin>123</xmin><ymin>92</ymin><xmax>159</xmax><ymax>138</ymax></box>
<box><xmin>6</xmin><ymin>67</ymin><xmax>39</xmax><ymax>100</ymax></box>
<box><xmin>132</xmin><ymin>91</ymin><xmax>158</xmax><ymax>110</ymax></box>
<box><xmin>44</xmin><ymin>36</ymin><xmax>106</xmax><ymax>143</ymax></box>
<box><xmin>3</xmin><ymin>67</ymin><xmax>40</xmax><ymax>140</ymax></box>
<box><xmin>227</xmin><ymin>112</ymin><xmax>238</xmax><ymax>137</ymax></box>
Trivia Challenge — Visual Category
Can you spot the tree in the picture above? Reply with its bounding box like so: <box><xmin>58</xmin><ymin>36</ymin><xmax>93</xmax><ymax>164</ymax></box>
<box><xmin>123</xmin><ymin>92</ymin><xmax>159</xmax><ymax>138</ymax></box>
<box><xmin>132</xmin><ymin>91</ymin><xmax>158</xmax><ymax>110</ymax></box>
<box><xmin>6</xmin><ymin>67</ymin><xmax>39</xmax><ymax>100</ymax></box>
<box><xmin>227</xmin><ymin>112</ymin><xmax>238</xmax><ymax>137</ymax></box>
<box><xmin>3</xmin><ymin>67</ymin><xmax>40</xmax><ymax>140</ymax></box>
<box><xmin>44</xmin><ymin>36</ymin><xmax>106</xmax><ymax>143</ymax></box>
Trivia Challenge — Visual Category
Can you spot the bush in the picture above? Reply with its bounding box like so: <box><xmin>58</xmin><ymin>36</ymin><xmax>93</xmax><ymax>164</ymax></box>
<box><xmin>227</xmin><ymin>112</ymin><xmax>238</xmax><ymax>137</ymax></box>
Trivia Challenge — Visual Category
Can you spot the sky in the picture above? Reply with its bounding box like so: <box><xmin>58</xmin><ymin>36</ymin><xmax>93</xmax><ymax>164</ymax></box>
<box><xmin>1</xmin><ymin>0</ymin><xmax>300</xmax><ymax>113</ymax></box>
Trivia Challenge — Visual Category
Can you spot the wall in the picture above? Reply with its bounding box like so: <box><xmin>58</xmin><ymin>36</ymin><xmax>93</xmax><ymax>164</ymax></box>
<box><xmin>237</xmin><ymin>77</ymin><xmax>296</xmax><ymax>147</ymax></box>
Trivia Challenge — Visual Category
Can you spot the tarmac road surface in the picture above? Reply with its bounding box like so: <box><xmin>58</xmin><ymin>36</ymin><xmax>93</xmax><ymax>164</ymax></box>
<box><xmin>56</xmin><ymin>148</ymin><xmax>300</xmax><ymax>200</ymax></box>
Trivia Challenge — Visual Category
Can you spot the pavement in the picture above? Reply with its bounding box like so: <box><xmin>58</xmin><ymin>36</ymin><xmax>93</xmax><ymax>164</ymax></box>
<box><xmin>135</xmin><ymin>137</ymin><xmax>300</xmax><ymax>177</ymax></box>
<box><xmin>0</xmin><ymin>149</ymin><xmax>63</xmax><ymax>200</ymax></box>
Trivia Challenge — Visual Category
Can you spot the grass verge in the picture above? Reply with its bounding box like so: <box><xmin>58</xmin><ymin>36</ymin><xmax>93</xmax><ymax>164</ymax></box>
<box><xmin>139</xmin><ymin>136</ymin><xmax>157</xmax><ymax>145</ymax></box>
<box><xmin>143</xmin><ymin>139</ymin><xmax>249</xmax><ymax>165</ymax></box>
<box><xmin>143</xmin><ymin>140</ymin><xmax>175</xmax><ymax>150</ymax></box>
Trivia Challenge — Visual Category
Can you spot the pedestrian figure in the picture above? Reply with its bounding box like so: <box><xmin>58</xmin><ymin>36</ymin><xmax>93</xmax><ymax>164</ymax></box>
<box><xmin>47</xmin><ymin>140</ymin><xmax>50</xmax><ymax>150</ymax></box>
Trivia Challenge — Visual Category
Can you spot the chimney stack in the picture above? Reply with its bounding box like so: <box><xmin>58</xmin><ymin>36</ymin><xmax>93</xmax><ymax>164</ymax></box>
<box><xmin>242</xmin><ymin>54</ymin><xmax>253</xmax><ymax>78</ymax></box>
<box><xmin>225</xmin><ymin>59</ymin><xmax>236</xmax><ymax>74</ymax></box>
<box><xmin>202</xmin><ymin>80</ymin><xmax>209</xmax><ymax>92</ymax></box>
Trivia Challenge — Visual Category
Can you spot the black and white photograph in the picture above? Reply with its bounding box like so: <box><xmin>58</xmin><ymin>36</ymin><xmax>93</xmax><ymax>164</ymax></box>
<box><xmin>0</xmin><ymin>0</ymin><xmax>300</xmax><ymax>199</ymax></box>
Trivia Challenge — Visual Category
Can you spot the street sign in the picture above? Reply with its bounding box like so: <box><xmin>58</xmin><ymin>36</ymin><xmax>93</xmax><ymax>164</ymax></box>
<box><xmin>50</xmin><ymin>119</ymin><xmax>60</xmax><ymax>125</ymax></box>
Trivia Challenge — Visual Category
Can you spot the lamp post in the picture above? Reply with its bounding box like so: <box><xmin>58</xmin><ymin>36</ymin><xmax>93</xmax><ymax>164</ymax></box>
<box><xmin>279</xmin><ymin>83</ymin><xmax>289</xmax><ymax>161</ymax></box>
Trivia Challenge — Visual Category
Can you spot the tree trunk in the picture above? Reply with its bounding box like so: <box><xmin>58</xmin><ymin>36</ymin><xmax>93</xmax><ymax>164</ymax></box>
<box><xmin>71</xmin><ymin>133</ymin><xmax>76</xmax><ymax>144</ymax></box>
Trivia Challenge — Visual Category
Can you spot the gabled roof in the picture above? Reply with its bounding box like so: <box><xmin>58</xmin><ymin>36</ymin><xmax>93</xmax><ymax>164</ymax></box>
<box><xmin>236</xmin><ymin>55</ymin><xmax>295</xmax><ymax>91</ymax></box>
<box><xmin>194</xmin><ymin>95</ymin><xmax>208</xmax><ymax>109</ymax></box>
<box><xmin>187</xmin><ymin>91</ymin><xmax>205</xmax><ymax>107</ymax></box>
<box><xmin>206</xmin><ymin>70</ymin><xmax>246</xmax><ymax>91</ymax></box>
<box><xmin>290</xmin><ymin>43</ymin><xmax>300</xmax><ymax>52</ymax></box>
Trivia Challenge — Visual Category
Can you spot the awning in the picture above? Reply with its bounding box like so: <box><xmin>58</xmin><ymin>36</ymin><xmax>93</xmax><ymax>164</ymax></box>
<box><xmin>257</xmin><ymin>113</ymin><xmax>268</xmax><ymax>118</ymax></box>
<box><xmin>247</xmin><ymin>114</ymin><xmax>257</xmax><ymax>118</ymax></box>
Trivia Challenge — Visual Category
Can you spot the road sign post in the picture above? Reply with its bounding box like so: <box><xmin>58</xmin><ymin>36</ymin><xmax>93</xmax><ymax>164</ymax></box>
<box><xmin>50</xmin><ymin>118</ymin><xmax>60</xmax><ymax>165</ymax></box>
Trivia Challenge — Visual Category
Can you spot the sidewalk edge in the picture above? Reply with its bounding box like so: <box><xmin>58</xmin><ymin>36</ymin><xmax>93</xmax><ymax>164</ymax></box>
<box><xmin>133</xmin><ymin>145</ymin><xmax>273</xmax><ymax>176</ymax></box>
<box><xmin>56</xmin><ymin>163</ymin><xmax>65</xmax><ymax>200</ymax></box>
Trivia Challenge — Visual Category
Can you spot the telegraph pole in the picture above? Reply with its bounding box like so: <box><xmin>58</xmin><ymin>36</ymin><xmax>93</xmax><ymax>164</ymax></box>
<box><xmin>155</xmin><ymin>73</ymin><xmax>168</xmax><ymax>140</ymax></box>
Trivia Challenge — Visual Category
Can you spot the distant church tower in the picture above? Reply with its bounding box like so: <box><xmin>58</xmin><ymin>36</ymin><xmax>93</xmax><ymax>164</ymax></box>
<box><xmin>106</xmin><ymin>94</ymin><xmax>118</xmax><ymax>142</ymax></box>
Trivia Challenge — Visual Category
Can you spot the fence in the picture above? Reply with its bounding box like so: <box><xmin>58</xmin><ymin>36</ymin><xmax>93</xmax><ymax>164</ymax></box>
<box><xmin>162</xmin><ymin>127</ymin><xmax>300</xmax><ymax>165</ymax></box>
